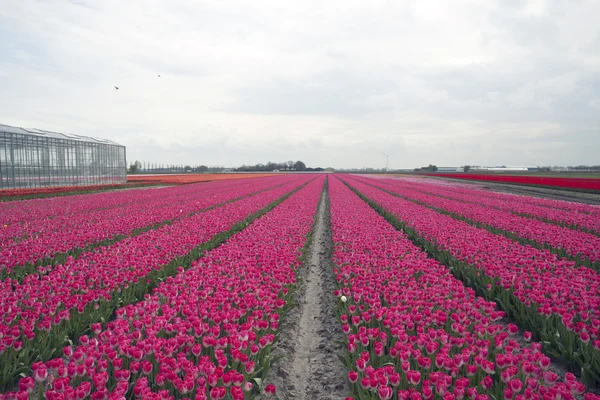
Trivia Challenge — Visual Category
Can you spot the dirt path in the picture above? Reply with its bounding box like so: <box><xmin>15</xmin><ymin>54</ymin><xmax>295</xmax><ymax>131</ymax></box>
<box><xmin>265</xmin><ymin>185</ymin><xmax>348</xmax><ymax>400</ymax></box>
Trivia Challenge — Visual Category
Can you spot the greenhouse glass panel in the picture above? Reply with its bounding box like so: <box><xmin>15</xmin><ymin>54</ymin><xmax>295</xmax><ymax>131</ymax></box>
<box><xmin>0</xmin><ymin>124</ymin><xmax>126</xmax><ymax>189</ymax></box>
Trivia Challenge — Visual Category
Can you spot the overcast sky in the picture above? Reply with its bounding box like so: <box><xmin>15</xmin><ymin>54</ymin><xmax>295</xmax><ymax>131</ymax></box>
<box><xmin>1</xmin><ymin>0</ymin><xmax>599</xmax><ymax>169</ymax></box>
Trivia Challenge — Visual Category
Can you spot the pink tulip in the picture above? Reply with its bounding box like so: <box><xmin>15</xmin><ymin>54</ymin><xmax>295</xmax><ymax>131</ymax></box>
<box><xmin>32</xmin><ymin>363</ymin><xmax>48</xmax><ymax>383</ymax></box>
<box><xmin>408</xmin><ymin>371</ymin><xmax>421</xmax><ymax>385</ymax></box>
<box><xmin>482</xmin><ymin>377</ymin><xmax>493</xmax><ymax>390</ymax></box>
<box><xmin>348</xmin><ymin>371</ymin><xmax>359</xmax><ymax>383</ymax></box>
<box><xmin>509</xmin><ymin>379</ymin><xmax>523</xmax><ymax>393</ymax></box>
<box><xmin>378</xmin><ymin>385</ymin><xmax>393</xmax><ymax>400</ymax></box>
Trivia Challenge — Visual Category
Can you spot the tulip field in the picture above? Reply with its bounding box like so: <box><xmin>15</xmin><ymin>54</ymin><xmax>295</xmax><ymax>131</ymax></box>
<box><xmin>3</xmin><ymin>173</ymin><xmax>600</xmax><ymax>400</ymax></box>
<box><xmin>0</xmin><ymin>185</ymin><xmax>140</xmax><ymax>201</ymax></box>
<box><xmin>0</xmin><ymin>176</ymin><xmax>294</xmax><ymax>276</ymax></box>
<box><xmin>359</xmin><ymin>177</ymin><xmax>600</xmax><ymax>270</ymax></box>
<box><xmin>330</xmin><ymin>177</ymin><xmax>593</xmax><ymax>400</ymax></box>
<box><xmin>126</xmin><ymin>174</ymin><xmax>277</xmax><ymax>185</ymax></box>
<box><xmin>426</xmin><ymin>174</ymin><xmax>600</xmax><ymax>191</ymax></box>
<box><xmin>334</xmin><ymin>175</ymin><xmax>600</xmax><ymax>399</ymax></box>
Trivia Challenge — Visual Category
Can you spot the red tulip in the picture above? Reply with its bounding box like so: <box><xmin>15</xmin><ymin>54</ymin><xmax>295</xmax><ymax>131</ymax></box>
<box><xmin>265</xmin><ymin>384</ymin><xmax>276</xmax><ymax>395</ymax></box>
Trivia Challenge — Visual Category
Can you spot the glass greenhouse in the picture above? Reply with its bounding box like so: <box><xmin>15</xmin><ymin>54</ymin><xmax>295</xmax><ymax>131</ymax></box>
<box><xmin>0</xmin><ymin>124</ymin><xmax>126</xmax><ymax>190</ymax></box>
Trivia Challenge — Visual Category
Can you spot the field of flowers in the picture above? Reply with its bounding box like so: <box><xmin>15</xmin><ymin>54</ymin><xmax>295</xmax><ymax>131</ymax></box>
<box><xmin>341</xmin><ymin>175</ymin><xmax>600</xmax><ymax>387</ymax></box>
<box><xmin>0</xmin><ymin>184</ymin><xmax>144</xmax><ymax>201</ymax></box>
<box><xmin>0</xmin><ymin>176</ymin><xmax>294</xmax><ymax>278</ymax></box>
<box><xmin>0</xmin><ymin>174</ymin><xmax>276</xmax><ymax>201</ymax></box>
<box><xmin>2</xmin><ymin>175</ymin><xmax>324</xmax><ymax>400</ymax></box>
<box><xmin>329</xmin><ymin>176</ymin><xmax>599</xmax><ymax>400</ymax></box>
<box><xmin>3</xmin><ymin>173</ymin><xmax>600</xmax><ymax>400</ymax></box>
<box><xmin>360</xmin><ymin>177</ymin><xmax>600</xmax><ymax>270</ymax></box>
<box><xmin>426</xmin><ymin>173</ymin><xmax>600</xmax><ymax>191</ymax></box>
<box><xmin>126</xmin><ymin>174</ymin><xmax>277</xmax><ymax>185</ymax></box>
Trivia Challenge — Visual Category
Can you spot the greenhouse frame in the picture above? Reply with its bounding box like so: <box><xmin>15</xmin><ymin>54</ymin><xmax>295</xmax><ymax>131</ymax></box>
<box><xmin>0</xmin><ymin>124</ymin><xmax>126</xmax><ymax>190</ymax></box>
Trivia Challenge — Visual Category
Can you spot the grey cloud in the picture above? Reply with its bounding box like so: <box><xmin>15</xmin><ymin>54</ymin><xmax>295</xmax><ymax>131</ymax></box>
<box><xmin>1</xmin><ymin>0</ymin><xmax>599</xmax><ymax>168</ymax></box>
<box><xmin>229</xmin><ymin>70</ymin><xmax>397</xmax><ymax>117</ymax></box>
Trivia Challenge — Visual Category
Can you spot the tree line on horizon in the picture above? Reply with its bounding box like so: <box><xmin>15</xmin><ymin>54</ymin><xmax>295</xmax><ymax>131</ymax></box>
<box><xmin>235</xmin><ymin>160</ymin><xmax>323</xmax><ymax>172</ymax></box>
<box><xmin>128</xmin><ymin>160</ymin><xmax>600</xmax><ymax>175</ymax></box>
<box><xmin>127</xmin><ymin>160</ymin><xmax>324</xmax><ymax>174</ymax></box>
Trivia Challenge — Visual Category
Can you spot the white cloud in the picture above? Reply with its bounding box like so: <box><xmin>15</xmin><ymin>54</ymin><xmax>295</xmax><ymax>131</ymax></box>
<box><xmin>0</xmin><ymin>0</ymin><xmax>599</xmax><ymax>169</ymax></box>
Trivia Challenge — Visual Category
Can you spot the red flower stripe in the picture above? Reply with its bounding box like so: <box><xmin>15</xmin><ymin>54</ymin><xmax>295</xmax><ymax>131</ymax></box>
<box><xmin>426</xmin><ymin>174</ymin><xmax>600</xmax><ymax>191</ymax></box>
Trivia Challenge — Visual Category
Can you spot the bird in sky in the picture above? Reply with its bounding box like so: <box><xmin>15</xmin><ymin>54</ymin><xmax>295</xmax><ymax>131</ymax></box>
<box><xmin>114</xmin><ymin>86</ymin><xmax>119</xmax><ymax>90</ymax></box>
<box><xmin>158</xmin><ymin>75</ymin><xmax>161</xmax><ymax>77</ymax></box>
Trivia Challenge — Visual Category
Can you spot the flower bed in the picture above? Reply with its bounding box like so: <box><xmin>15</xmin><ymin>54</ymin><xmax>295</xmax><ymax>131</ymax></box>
<box><xmin>425</xmin><ymin>174</ymin><xmax>600</xmax><ymax>191</ymax></box>
<box><xmin>357</xmin><ymin>177</ymin><xmax>600</xmax><ymax>269</ymax></box>
<box><xmin>0</xmin><ymin>176</ymin><xmax>295</xmax><ymax>278</ymax></box>
<box><xmin>329</xmin><ymin>176</ymin><xmax>599</xmax><ymax>400</ymax></box>
<box><xmin>0</xmin><ymin>184</ymin><xmax>148</xmax><ymax>201</ymax></box>
<box><xmin>341</xmin><ymin>175</ymin><xmax>600</xmax><ymax>386</ymax></box>
<box><xmin>378</xmin><ymin>177</ymin><xmax>600</xmax><ymax>234</ymax></box>
<box><xmin>1</xmin><ymin>176</ymin><xmax>324</xmax><ymax>400</ymax></box>
<box><xmin>127</xmin><ymin>173</ymin><xmax>277</xmax><ymax>185</ymax></box>
<box><xmin>0</xmin><ymin>176</ymin><xmax>314</xmax><ymax>390</ymax></box>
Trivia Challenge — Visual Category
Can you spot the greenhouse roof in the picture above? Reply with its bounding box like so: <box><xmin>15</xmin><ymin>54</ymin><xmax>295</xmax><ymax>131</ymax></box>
<box><xmin>0</xmin><ymin>123</ymin><xmax>123</xmax><ymax>146</ymax></box>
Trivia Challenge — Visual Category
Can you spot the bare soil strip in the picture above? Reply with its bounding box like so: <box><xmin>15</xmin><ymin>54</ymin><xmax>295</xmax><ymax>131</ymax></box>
<box><xmin>265</xmin><ymin>185</ymin><xmax>348</xmax><ymax>400</ymax></box>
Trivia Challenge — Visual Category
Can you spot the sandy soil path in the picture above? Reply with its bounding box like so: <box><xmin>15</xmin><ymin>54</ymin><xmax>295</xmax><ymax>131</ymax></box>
<box><xmin>264</xmin><ymin>183</ymin><xmax>348</xmax><ymax>400</ymax></box>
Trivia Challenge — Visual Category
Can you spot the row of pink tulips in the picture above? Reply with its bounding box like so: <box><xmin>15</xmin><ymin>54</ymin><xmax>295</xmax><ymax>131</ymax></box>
<box><xmin>0</xmin><ymin>176</ymin><xmax>289</xmax><ymax>228</ymax></box>
<box><xmin>0</xmin><ymin>176</ymin><xmax>295</xmax><ymax>274</ymax></box>
<box><xmin>0</xmin><ymin>176</ymin><xmax>313</xmax><ymax>389</ymax></box>
<box><xmin>383</xmin><ymin>177</ymin><xmax>600</xmax><ymax>234</ymax></box>
<box><xmin>0</xmin><ymin>180</ymin><xmax>187</xmax><ymax>225</ymax></box>
<box><xmin>397</xmin><ymin>176</ymin><xmax>600</xmax><ymax>217</ymax></box>
<box><xmin>341</xmin><ymin>175</ymin><xmax>600</xmax><ymax>385</ymax></box>
<box><xmin>1</xmin><ymin>175</ymin><xmax>325</xmax><ymax>400</ymax></box>
<box><xmin>358</xmin><ymin>177</ymin><xmax>600</xmax><ymax>267</ymax></box>
<box><xmin>371</xmin><ymin>176</ymin><xmax>600</xmax><ymax>236</ymax></box>
<box><xmin>329</xmin><ymin>176</ymin><xmax>598</xmax><ymax>400</ymax></box>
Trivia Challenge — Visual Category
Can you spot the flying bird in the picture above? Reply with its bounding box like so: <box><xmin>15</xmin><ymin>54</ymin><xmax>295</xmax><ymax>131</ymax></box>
<box><xmin>114</xmin><ymin>86</ymin><xmax>119</xmax><ymax>90</ymax></box>
<box><xmin>158</xmin><ymin>75</ymin><xmax>161</xmax><ymax>77</ymax></box>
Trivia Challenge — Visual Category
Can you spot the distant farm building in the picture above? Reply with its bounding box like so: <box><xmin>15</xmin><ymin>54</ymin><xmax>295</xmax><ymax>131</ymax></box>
<box><xmin>0</xmin><ymin>123</ymin><xmax>126</xmax><ymax>190</ymax></box>
<box><xmin>470</xmin><ymin>165</ymin><xmax>539</xmax><ymax>172</ymax></box>
<box><xmin>437</xmin><ymin>167</ymin><xmax>462</xmax><ymax>172</ymax></box>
